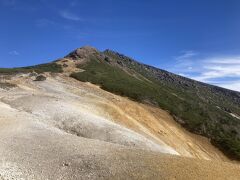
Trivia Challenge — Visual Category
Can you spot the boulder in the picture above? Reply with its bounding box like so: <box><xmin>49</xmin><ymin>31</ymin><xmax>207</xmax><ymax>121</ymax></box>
<box><xmin>35</xmin><ymin>75</ymin><xmax>46</xmax><ymax>81</ymax></box>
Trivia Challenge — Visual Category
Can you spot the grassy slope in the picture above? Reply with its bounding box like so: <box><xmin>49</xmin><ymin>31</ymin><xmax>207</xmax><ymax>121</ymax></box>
<box><xmin>0</xmin><ymin>62</ymin><xmax>63</xmax><ymax>74</ymax></box>
<box><xmin>71</xmin><ymin>55</ymin><xmax>240</xmax><ymax>160</ymax></box>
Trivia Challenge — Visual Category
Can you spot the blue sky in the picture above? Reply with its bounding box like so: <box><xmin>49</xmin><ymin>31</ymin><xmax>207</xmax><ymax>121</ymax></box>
<box><xmin>0</xmin><ymin>0</ymin><xmax>240</xmax><ymax>91</ymax></box>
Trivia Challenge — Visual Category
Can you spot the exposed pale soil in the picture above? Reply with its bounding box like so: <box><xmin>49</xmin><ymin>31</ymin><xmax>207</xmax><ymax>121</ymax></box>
<box><xmin>0</xmin><ymin>72</ymin><xmax>239</xmax><ymax>179</ymax></box>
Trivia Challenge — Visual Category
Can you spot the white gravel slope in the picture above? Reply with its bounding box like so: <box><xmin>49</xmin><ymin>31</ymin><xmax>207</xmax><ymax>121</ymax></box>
<box><xmin>0</xmin><ymin>74</ymin><xmax>239</xmax><ymax>179</ymax></box>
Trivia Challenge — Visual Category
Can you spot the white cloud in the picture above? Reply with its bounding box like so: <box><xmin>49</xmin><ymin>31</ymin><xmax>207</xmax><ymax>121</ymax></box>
<box><xmin>193</xmin><ymin>57</ymin><xmax>240</xmax><ymax>82</ymax></box>
<box><xmin>167</xmin><ymin>51</ymin><xmax>240</xmax><ymax>92</ymax></box>
<box><xmin>214</xmin><ymin>80</ymin><xmax>240</xmax><ymax>92</ymax></box>
<box><xmin>60</xmin><ymin>10</ymin><xmax>83</xmax><ymax>21</ymax></box>
<box><xmin>9</xmin><ymin>50</ymin><xmax>20</xmax><ymax>56</ymax></box>
<box><xmin>207</xmin><ymin>57</ymin><xmax>240</xmax><ymax>65</ymax></box>
<box><xmin>175</xmin><ymin>50</ymin><xmax>198</xmax><ymax>61</ymax></box>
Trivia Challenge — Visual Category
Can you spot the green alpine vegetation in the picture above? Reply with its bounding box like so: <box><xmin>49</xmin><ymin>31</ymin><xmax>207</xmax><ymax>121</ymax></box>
<box><xmin>69</xmin><ymin>47</ymin><xmax>240</xmax><ymax>160</ymax></box>
<box><xmin>0</xmin><ymin>62</ymin><xmax>63</xmax><ymax>74</ymax></box>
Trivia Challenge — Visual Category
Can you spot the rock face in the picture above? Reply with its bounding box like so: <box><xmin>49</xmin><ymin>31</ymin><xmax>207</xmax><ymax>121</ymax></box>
<box><xmin>29</xmin><ymin>72</ymin><xmax>38</xmax><ymax>77</ymax></box>
<box><xmin>65</xmin><ymin>46</ymin><xmax>99</xmax><ymax>59</ymax></box>
<box><xmin>104</xmin><ymin>49</ymin><xmax>240</xmax><ymax>103</ymax></box>
<box><xmin>35</xmin><ymin>75</ymin><xmax>46</xmax><ymax>81</ymax></box>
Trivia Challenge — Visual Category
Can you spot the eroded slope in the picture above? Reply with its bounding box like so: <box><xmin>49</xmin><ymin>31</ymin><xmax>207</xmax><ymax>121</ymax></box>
<box><xmin>0</xmin><ymin>72</ymin><xmax>239</xmax><ymax>179</ymax></box>
<box><xmin>68</xmin><ymin>46</ymin><xmax>240</xmax><ymax>159</ymax></box>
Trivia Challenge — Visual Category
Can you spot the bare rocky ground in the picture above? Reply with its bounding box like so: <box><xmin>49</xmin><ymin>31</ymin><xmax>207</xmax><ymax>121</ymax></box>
<box><xmin>0</xmin><ymin>73</ymin><xmax>240</xmax><ymax>179</ymax></box>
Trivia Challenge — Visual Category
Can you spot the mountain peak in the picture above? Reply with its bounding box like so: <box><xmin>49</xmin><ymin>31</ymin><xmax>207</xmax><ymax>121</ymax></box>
<box><xmin>79</xmin><ymin>45</ymin><xmax>98</xmax><ymax>52</ymax></box>
<box><xmin>65</xmin><ymin>45</ymin><xmax>99</xmax><ymax>59</ymax></box>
